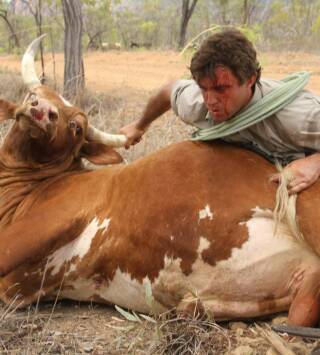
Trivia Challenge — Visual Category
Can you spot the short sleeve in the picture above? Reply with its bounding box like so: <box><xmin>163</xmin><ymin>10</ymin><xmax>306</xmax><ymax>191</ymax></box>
<box><xmin>276</xmin><ymin>91</ymin><xmax>320</xmax><ymax>151</ymax></box>
<box><xmin>170</xmin><ymin>80</ymin><xmax>211</xmax><ymax>128</ymax></box>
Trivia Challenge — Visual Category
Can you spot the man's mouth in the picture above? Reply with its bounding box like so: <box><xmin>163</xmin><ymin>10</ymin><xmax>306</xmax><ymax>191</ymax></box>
<box><xmin>208</xmin><ymin>107</ymin><xmax>223</xmax><ymax>115</ymax></box>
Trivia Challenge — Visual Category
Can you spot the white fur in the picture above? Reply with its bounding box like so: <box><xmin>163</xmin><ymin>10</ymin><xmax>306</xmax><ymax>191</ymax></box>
<box><xmin>54</xmin><ymin>208</ymin><xmax>320</xmax><ymax>313</ymax></box>
<box><xmin>47</xmin><ymin>217</ymin><xmax>110</xmax><ymax>276</ymax></box>
<box><xmin>199</xmin><ymin>204</ymin><xmax>214</xmax><ymax>221</ymax></box>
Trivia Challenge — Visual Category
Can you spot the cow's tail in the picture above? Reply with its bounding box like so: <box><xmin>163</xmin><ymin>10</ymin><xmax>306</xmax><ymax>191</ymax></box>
<box><xmin>273</xmin><ymin>163</ymin><xmax>305</xmax><ymax>244</ymax></box>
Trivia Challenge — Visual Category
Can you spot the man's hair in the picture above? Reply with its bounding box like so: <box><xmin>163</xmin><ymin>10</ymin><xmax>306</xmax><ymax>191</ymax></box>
<box><xmin>190</xmin><ymin>28</ymin><xmax>261</xmax><ymax>87</ymax></box>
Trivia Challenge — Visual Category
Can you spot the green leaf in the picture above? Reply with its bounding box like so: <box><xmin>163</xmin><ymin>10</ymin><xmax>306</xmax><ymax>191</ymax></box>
<box><xmin>139</xmin><ymin>314</ymin><xmax>157</xmax><ymax>323</ymax></box>
<box><xmin>132</xmin><ymin>311</ymin><xmax>142</xmax><ymax>323</ymax></box>
<box><xmin>115</xmin><ymin>305</ymin><xmax>141</xmax><ymax>322</ymax></box>
<box><xmin>144</xmin><ymin>280</ymin><xmax>155</xmax><ymax>308</ymax></box>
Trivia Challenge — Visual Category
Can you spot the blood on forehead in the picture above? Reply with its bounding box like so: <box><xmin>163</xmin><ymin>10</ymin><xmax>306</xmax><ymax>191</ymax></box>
<box><xmin>211</xmin><ymin>67</ymin><xmax>239</xmax><ymax>87</ymax></box>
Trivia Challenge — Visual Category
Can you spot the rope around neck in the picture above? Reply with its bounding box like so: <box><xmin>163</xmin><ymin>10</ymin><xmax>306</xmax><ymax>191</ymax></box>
<box><xmin>192</xmin><ymin>71</ymin><xmax>310</xmax><ymax>141</ymax></box>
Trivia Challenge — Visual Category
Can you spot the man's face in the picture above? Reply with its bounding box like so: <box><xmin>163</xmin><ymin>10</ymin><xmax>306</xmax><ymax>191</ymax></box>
<box><xmin>198</xmin><ymin>67</ymin><xmax>256</xmax><ymax>123</ymax></box>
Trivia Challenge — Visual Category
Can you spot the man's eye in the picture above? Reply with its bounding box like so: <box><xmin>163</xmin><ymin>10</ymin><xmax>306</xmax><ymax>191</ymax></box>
<box><xmin>214</xmin><ymin>86</ymin><xmax>227</xmax><ymax>93</ymax></box>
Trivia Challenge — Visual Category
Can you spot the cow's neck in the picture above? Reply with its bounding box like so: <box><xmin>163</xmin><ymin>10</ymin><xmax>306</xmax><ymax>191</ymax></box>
<box><xmin>0</xmin><ymin>124</ymin><xmax>83</xmax><ymax>228</ymax></box>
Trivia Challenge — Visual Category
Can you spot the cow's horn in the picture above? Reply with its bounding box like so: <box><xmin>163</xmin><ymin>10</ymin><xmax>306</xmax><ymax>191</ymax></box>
<box><xmin>86</xmin><ymin>125</ymin><xmax>127</xmax><ymax>147</ymax></box>
<box><xmin>21</xmin><ymin>34</ymin><xmax>47</xmax><ymax>89</ymax></box>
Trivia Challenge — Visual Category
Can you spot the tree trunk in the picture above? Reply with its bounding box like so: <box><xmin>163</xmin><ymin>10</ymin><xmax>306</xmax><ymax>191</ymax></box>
<box><xmin>61</xmin><ymin>0</ymin><xmax>85</xmax><ymax>103</ymax></box>
<box><xmin>243</xmin><ymin>0</ymin><xmax>249</xmax><ymax>26</ymax></box>
<box><xmin>21</xmin><ymin>0</ymin><xmax>45</xmax><ymax>81</ymax></box>
<box><xmin>0</xmin><ymin>10</ymin><xmax>20</xmax><ymax>50</ymax></box>
<box><xmin>37</xmin><ymin>0</ymin><xmax>45</xmax><ymax>83</ymax></box>
<box><xmin>178</xmin><ymin>0</ymin><xmax>198</xmax><ymax>49</ymax></box>
<box><xmin>219</xmin><ymin>0</ymin><xmax>230</xmax><ymax>25</ymax></box>
<box><xmin>242</xmin><ymin>0</ymin><xmax>256</xmax><ymax>26</ymax></box>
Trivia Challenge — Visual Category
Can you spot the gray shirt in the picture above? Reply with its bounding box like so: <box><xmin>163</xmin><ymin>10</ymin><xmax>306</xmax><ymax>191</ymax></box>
<box><xmin>170</xmin><ymin>78</ymin><xmax>320</xmax><ymax>163</ymax></box>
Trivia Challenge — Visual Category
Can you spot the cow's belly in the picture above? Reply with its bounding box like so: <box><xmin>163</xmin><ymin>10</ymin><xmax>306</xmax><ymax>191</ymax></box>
<box><xmin>60</xmin><ymin>270</ymin><xmax>167</xmax><ymax>314</ymax></box>
<box><xmin>152</xmin><ymin>209</ymin><xmax>320</xmax><ymax>318</ymax></box>
<box><xmin>56</xmin><ymin>210</ymin><xmax>320</xmax><ymax>319</ymax></box>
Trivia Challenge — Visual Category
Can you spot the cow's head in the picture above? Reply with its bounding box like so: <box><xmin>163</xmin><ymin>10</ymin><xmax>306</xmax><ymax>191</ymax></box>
<box><xmin>0</xmin><ymin>35</ymin><xmax>127</xmax><ymax>168</ymax></box>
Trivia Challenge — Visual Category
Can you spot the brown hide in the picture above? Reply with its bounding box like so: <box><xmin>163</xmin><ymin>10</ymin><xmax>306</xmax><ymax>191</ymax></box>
<box><xmin>0</xmin><ymin>99</ymin><xmax>17</xmax><ymax>121</ymax></box>
<box><xmin>0</xmin><ymin>141</ymin><xmax>278</xmax><ymax>287</ymax></box>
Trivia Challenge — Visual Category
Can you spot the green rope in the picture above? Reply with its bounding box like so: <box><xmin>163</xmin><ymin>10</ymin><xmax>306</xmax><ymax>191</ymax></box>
<box><xmin>192</xmin><ymin>71</ymin><xmax>310</xmax><ymax>141</ymax></box>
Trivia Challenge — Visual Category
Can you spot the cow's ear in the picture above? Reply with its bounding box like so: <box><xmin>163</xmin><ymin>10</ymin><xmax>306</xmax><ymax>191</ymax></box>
<box><xmin>0</xmin><ymin>99</ymin><xmax>17</xmax><ymax>121</ymax></box>
<box><xmin>80</xmin><ymin>142</ymin><xmax>123</xmax><ymax>165</ymax></box>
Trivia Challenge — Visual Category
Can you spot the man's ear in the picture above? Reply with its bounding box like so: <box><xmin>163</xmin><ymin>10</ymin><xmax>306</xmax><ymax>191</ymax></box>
<box><xmin>0</xmin><ymin>99</ymin><xmax>18</xmax><ymax>121</ymax></box>
<box><xmin>80</xmin><ymin>142</ymin><xmax>123</xmax><ymax>165</ymax></box>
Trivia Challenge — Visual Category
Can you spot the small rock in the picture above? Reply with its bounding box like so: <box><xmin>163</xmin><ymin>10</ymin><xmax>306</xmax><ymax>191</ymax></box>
<box><xmin>271</xmin><ymin>315</ymin><xmax>288</xmax><ymax>325</ymax></box>
<box><xmin>231</xmin><ymin>345</ymin><xmax>253</xmax><ymax>355</ymax></box>
<box><xmin>266</xmin><ymin>348</ymin><xmax>278</xmax><ymax>355</ymax></box>
<box><xmin>230</xmin><ymin>322</ymin><xmax>248</xmax><ymax>331</ymax></box>
<box><xmin>52</xmin><ymin>331</ymin><xmax>63</xmax><ymax>336</ymax></box>
<box><xmin>21</xmin><ymin>323</ymin><xmax>39</xmax><ymax>330</ymax></box>
<box><xmin>83</xmin><ymin>345</ymin><xmax>93</xmax><ymax>353</ymax></box>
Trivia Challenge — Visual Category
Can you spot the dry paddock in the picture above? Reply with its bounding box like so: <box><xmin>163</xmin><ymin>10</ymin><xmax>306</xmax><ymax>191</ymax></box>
<box><xmin>0</xmin><ymin>50</ymin><xmax>320</xmax><ymax>354</ymax></box>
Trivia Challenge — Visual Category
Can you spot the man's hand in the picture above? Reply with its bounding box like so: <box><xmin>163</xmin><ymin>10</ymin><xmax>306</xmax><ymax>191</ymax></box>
<box><xmin>119</xmin><ymin>81</ymin><xmax>174</xmax><ymax>149</ymax></box>
<box><xmin>119</xmin><ymin>121</ymin><xmax>145</xmax><ymax>149</ymax></box>
<box><xmin>271</xmin><ymin>153</ymin><xmax>320</xmax><ymax>193</ymax></box>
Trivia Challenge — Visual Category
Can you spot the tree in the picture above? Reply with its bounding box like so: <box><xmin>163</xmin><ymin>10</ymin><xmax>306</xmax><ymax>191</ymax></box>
<box><xmin>218</xmin><ymin>0</ymin><xmax>230</xmax><ymax>25</ymax></box>
<box><xmin>82</xmin><ymin>0</ymin><xmax>112</xmax><ymax>50</ymax></box>
<box><xmin>242</xmin><ymin>0</ymin><xmax>257</xmax><ymax>26</ymax></box>
<box><xmin>0</xmin><ymin>2</ymin><xmax>20</xmax><ymax>51</ymax></box>
<box><xmin>178</xmin><ymin>0</ymin><xmax>198</xmax><ymax>49</ymax></box>
<box><xmin>21</xmin><ymin>0</ymin><xmax>45</xmax><ymax>80</ymax></box>
<box><xmin>61</xmin><ymin>0</ymin><xmax>85</xmax><ymax>102</ymax></box>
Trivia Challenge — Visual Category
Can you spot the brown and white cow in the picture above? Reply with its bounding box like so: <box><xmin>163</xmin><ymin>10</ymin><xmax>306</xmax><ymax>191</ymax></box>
<box><xmin>1</xmin><ymin>37</ymin><xmax>320</xmax><ymax>328</ymax></box>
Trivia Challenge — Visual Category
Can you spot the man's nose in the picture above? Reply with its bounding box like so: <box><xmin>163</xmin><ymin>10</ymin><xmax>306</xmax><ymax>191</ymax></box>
<box><xmin>205</xmin><ymin>91</ymin><xmax>219</xmax><ymax>105</ymax></box>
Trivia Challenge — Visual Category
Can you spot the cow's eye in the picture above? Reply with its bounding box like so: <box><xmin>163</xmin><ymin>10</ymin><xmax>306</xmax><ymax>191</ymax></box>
<box><xmin>69</xmin><ymin>120</ymin><xmax>82</xmax><ymax>136</ymax></box>
<box><xmin>76</xmin><ymin>126</ymin><xmax>82</xmax><ymax>135</ymax></box>
<box><xmin>30</xmin><ymin>93</ymin><xmax>38</xmax><ymax>106</ymax></box>
<box><xmin>69</xmin><ymin>120</ymin><xmax>77</xmax><ymax>130</ymax></box>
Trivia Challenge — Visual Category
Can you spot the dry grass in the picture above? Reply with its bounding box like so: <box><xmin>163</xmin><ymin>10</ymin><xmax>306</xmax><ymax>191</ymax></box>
<box><xmin>1</xmin><ymin>299</ymin><xmax>318</xmax><ymax>354</ymax></box>
<box><xmin>150</xmin><ymin>310</ymin><xmax>232</xmax><ymax>354</ymax></box>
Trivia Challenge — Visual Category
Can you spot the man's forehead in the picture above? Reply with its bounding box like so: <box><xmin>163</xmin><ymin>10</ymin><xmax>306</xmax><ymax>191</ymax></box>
<box><xmin>199</xmin><ymin>66</ymin><xmax>238</xmax><ymax>86</ymax></box>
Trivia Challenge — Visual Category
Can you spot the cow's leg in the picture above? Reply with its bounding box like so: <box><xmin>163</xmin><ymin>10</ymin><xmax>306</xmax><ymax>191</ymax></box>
<box><xmin>288</xmin><ymin>272</ymin><xmax>320</xmax><ymax>327</ymax></box>
<box><xmin>0</xmin><ymin>206</ymin><xmax>87</xmax><ymax>277</ymax></box>
<box><xmin>177</xmin><ymin>293</ymin><xmax>293</xmax><ymax>320</ymax></box>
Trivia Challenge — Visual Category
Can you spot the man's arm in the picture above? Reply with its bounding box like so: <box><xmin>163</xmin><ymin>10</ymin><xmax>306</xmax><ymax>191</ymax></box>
<box><xmin>268</xmin><ymin>87</ymin><xmax>320</xmax><ymax>193</ymax></box>
<box><xmin>120</xmin><ymin>81</ymin><xmax>176</xmax><ymax>149</ymax></box>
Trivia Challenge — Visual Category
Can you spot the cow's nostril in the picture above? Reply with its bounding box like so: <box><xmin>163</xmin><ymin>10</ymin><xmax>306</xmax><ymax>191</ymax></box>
<box><xmin>30</xmin><ymin>108</ymin><xmax>44</xmax><ymax>121</ymax></box>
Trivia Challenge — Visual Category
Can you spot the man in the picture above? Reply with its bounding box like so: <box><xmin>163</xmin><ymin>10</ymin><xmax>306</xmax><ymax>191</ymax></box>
<box><xmin>120</xmin><ymin>28</ymin><xmax>320</xmax><ymax>193</ymax></box>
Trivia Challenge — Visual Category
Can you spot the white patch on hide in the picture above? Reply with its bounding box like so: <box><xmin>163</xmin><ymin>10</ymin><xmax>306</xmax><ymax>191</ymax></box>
<box><xmin>217</xmin><ymin>207</ymin><xmax>315</xmax><ymax>272</ymax></box>
<box><xmin>251</xmin><ymin>206</ymin><xmax>273</xmax><ymax>218</ymax></box>
<box><xmin>61</xmin><ymin>278</ymin><xmax>97</xmax><ymax>300</ymax></box>
<box><xmin>199</xmin><ymin>205</ymin><xmax>213</xmax><ymax>221</ymax></box>
<box><xmin>48</xmin><ymin>217</ymin><xmax>110</xmax><ymax>276</ymax></box>
<box><xmin>98</xmin><ymin>269</ymin><xmax>166</xmax><ymax>313</ymax></box>
<box><xmin>197</xmin><ymin>237</ymin><xmax>210</xmax><ymax>254</ymax></box>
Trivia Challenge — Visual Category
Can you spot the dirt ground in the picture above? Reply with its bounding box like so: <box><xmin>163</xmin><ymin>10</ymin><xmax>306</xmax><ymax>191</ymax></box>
<box><xmin>1</xmin><ymin>50</ymin><xmax>320</xmax><ymax>354</ymax></box>
<box><xmin>1</xmin><ymin>50</ymin><xmax>320</xmax><ymax>94</ymax></box>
